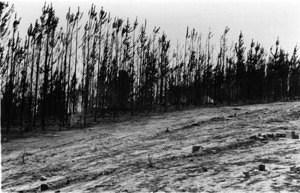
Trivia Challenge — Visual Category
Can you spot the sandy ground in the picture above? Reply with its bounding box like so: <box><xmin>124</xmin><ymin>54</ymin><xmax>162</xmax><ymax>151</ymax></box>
<box><xmin>2</xmin><ymin>102</ymin><xmax>300</xmax><ymax>193</ymax></box>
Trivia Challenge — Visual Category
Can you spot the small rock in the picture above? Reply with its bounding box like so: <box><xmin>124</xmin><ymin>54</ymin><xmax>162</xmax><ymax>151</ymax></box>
<box><xmin>147</xmin><ymin>154</ymin><xmax>154</xmax><ymax>168</ymax></box>
<box><xmin>275</xmin><ymin>133</ymin><xmax>286</xmax><ymax>138</ymax></box>
<box><xmin>40</xmin><ymin>176</ymin><xmax>47</xmax><ymax>181</ymax></box>
<box><xmin>228</xmin><ymin>113</ymin><xmax>237</xmax><ymax>118</ymax></box>
<box><xmin>291</xmin><ymin>131</ymin><xmax>296</xmax><ymax>135</ymax></box>
<box><xmin>2</xmin><ymin>137</ymin><xmax>8</xmax><ymax>143</ymax></box>
<box><xmin>249</xmin><ymin>135</ymin><xmax>258</xmax><ymax>140</ymax></box>
<box><xmin>40</xmin><ymin>184</ymin><xmax>49</xmax><ymax>191</ymax></box>
<box><xmin>192</xmin><ymin>145</ymin><xmax>201</xmax><ymax>153</ymax></box>
<box><xmin>211</xmin><ymin>149</ymin><xmax>217</xmax><ymax>154</ymax></box>
<box><xmin>290</xmin><ymin>166</ymin><xmax>300</xmax><ymax>173</ymax></box>
<box><xmin>165</xmin><ymin>128</ymin><xmax>170</xmax><ymax>133</ymax></box>
<box><xmin>291</xmin><ymin>131</ymin><xmax>299</xmax><ymax>139</ymax></box>
<box><xmin>257</xmin><ymin>135</ymin><xmax>266</xmax><ymax>141</ymax></box>
<box><xmin>243</xmin><ymin>171</ymin><xmax>250</xmax><ymax>178</ymax></box>
<box><xmin>55</xmin><ymin>190</ymin><xmax>60</xmax><ymax>193</ymax></box>
<box><xmin>267</xmin><ymin>133</ymin><xmax>275</xmax><ymax>138</ymax></box>
<box><xmin>258</xmin><ymin>164</ymin><xmax>266</xmax><ymax>171</ymax></box>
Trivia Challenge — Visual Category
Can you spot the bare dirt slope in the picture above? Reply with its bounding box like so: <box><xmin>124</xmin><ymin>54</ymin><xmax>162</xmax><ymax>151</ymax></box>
<box><xmin>2</xmin><ymin>102</ymin><xmax>300</xmax><ymax>192</ymax></box>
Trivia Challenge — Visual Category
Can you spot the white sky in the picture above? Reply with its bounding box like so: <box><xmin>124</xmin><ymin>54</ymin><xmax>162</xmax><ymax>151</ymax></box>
<box><xmin>7</xmin><ymin>0</ymin><xmax>300</xmax><ymax>53</ymax></box>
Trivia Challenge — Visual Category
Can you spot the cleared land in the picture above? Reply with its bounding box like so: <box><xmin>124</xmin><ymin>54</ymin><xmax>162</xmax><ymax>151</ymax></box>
<box><xmin>2</xmin><ymin>102</ymin><xmax>300</xmax><ymax>192</ymax></box>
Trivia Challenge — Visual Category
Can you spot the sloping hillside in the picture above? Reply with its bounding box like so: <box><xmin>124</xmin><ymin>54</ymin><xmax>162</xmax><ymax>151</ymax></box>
<box><xmin>2</xmin><ymin>102</ymin><xmax>300</xmax><ymax>192</ymax></box>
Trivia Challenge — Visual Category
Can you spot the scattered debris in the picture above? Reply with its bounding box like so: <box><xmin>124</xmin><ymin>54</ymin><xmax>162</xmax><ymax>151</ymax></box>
<box><xmin>276</xmin><ymin>126</ymin><xmax>289</xmax><ymax>130</ymax></box>
<box><xmin>250</xmin><ymin>132</ymin><xmax>288</xmax><ymax>141</ymax></box>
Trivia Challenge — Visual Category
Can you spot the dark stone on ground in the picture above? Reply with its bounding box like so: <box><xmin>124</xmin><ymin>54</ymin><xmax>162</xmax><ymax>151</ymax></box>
<box><xmin>2</xmin><ymin>137</ymin><xmax>8</xmax><ymax>143</ymax></box>
<box><xmin>243</xmin><ymin>171</ymin><xmax>250</xmax><ymax>178</ymax></box>
<box><xmin>40</xmin><ymin>184</ymin><xmax>49</xmax><ymax>191</ymax></box>
<box><xmin>290</xmin><ymin>166</ymin><xmax>300</xmax><ymax>173</ymax></box>
<box><xmin>228</xmin><ymin>113</ymin><xmax>237</xmax><ymax>118</ymax></box>
<box><xmin>291</xmin><ymin>131</ymin><xmax>299</xmax><ymax>139</ymax></box>
<box><xmin>267</xmin><ymin>133</ymin><xmax>275</xmax><ymax>138</ymax></box>
<box><xmin>192</xmin><ymin>145</ymin><xmax>201</xmax><ymax>153</ymax></box>
<box><xmin>40</xmin><ymin>176</ymin><xmax>47</xmax><ymax>181</ymax></box>
<box><xmin>258</xmin><ymin>164</ymin><xmax>266</xmax><ymax>171</ymax></box>
<box><xmin>275</xmin><ymin>133</ymin><xmax>286</xmax><ymax>138</ymax></box>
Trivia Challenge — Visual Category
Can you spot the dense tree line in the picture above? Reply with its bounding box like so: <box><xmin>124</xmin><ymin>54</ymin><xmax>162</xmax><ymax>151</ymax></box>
<box><xmin>1</xmin><ymin>3</ymin><xmax>300</xmax><ymax>134</ymax></box>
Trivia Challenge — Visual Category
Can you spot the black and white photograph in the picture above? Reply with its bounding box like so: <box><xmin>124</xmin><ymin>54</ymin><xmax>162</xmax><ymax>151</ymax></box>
<box><xmin>1</xmin><ymin>0</ymin><xmax>300</xmax><ymax>192</ymax></box>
